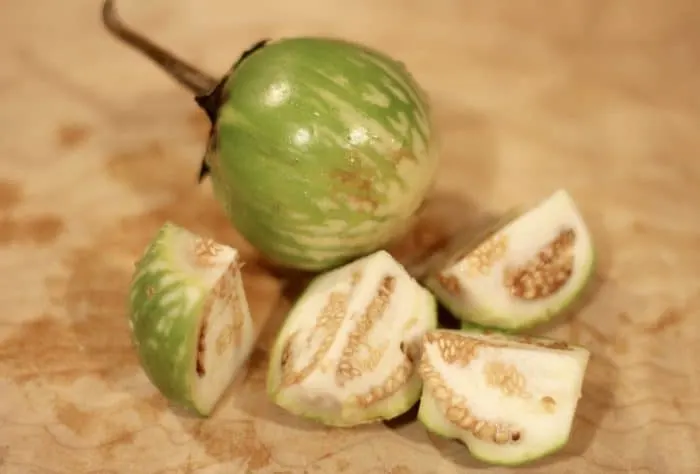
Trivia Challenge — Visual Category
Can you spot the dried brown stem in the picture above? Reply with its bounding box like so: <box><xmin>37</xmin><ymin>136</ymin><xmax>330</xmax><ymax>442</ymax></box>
<box><xmin>101</xmin><ymin>0</ymin><xmax>218</xmax><ymax>96</ymax></box>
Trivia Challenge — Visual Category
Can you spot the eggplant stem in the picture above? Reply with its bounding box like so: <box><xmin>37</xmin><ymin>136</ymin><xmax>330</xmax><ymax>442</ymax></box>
<box><xmin>101</xmin><ymin>0</ymin><xmax>218</xmax><ymax>96</ymax></box>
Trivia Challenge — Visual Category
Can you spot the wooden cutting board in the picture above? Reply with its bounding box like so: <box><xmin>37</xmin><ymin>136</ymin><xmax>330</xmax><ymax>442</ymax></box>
<box><xmin>1</xmin><ymin>0</ymin><xmax>699</xmax><ymax>472</ymax></box>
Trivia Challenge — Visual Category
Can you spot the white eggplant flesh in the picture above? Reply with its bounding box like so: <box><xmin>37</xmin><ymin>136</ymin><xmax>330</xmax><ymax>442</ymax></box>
<box><xmin>426</xmin><ymin>189</ymin><xmax>595</xmax><ymax>331</ymax></box>
<box><xmin>417</xmin><ymin>329</ymin><xmax>590</xmax><ymax>466</ymax></box>
<box><xmin>267</xmin><ymin>250</ymin><xmax>438</xmax><ymax>427</ymax></box>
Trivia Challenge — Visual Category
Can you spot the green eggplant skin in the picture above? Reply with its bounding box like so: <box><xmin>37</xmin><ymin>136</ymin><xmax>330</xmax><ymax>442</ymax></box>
<box><xmin>101</xmin><ymin>1</ymin><xmax>440</xmax><ymax>272</ymax></box>
<box><xmin>206</xmin><ymin>37</ymin><xmax>439</xmax><ymax>271</ymax></box>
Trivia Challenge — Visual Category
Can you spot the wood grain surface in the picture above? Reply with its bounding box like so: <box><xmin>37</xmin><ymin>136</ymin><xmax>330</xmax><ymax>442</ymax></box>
<box><xmin>1</xmin><ymin>0</ymin><xmax>699</xmax><ymax>472</ymax></box>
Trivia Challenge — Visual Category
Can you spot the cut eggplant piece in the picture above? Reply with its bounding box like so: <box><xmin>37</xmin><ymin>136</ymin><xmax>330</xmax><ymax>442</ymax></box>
<box><xmin>417</xmin><ymin>329</ymin><xmax>590</xmax><ymax>466</ymax></box>
<box><xmin>425</xmin><ymin>189</ymin><xmax>595</xmax><ymax>331</ymax></box>
<box><xmin>128</xmin><ymin>222</ymin><xmax>256</xmax><ymax>416</ymax></box>
<box><xmin>266</xmin><ymin>250</ymin><xmax>438</xmax><ymax>427</ymax></box>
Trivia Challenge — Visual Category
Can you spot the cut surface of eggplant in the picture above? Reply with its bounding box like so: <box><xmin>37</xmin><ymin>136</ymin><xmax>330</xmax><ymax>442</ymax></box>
<box><xmin>267</xmin><ymin>250</ymin><xmax>438</xmax><ymax>427</ymax></box>
<box><xmin>417</xmin><ymin>329</ymin><xmax>590</xmax><ymax>466</ymax></box>
<box><xmin>128</xmin><ymin>222</ymin><xmax>255</xmax><ymax>416</ymax></box>
<box><xmin>426</xmin><ymin>189</ymin><xmax>595</xmax><ymax>331</ymax></box>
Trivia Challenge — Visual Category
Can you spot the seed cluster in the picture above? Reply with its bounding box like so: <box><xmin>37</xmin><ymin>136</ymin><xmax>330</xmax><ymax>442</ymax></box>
<box><xmin>465</xmin><ymin>233</ymin><xmax>509</xmax><ymax>277</ymax></box>
<box><xmin>483</xmin><ymin>361</ymin><xmax>530</xmax><ymax>398</ymax></box>
<box><xmin>355</xmin><ymin>357</ymin><xmax>413</xmax><ymax>407</ymax></box>
<box><xmin>418</xmin><ymin>333</ymin><xmax>523</xmax><ymax>445</ymax></box>
<box><xmin>337</xmin><ymin>275</ymin><xmax>397</xmax><ymax>386</ymax></box>
<box><xmin>504</xmin><ymin>228</ymin><xmax>576</xmax><ymax>300</ymax></box>
<box><xmin>425</xmin><ymin>331</ymin><xmax>480</xmax><ymax>366</ymax></box>
<box><xmin>280</xmin><ymin>291</ymin><xmax>348</xmax><ymax>387</ymax></box>
<box><xmin>193</xmin><ymin>237</ymin><xmax>223</xmax><ymax>266</ymax></box>
<box><xmin>196</xmin><ymin>262</ymin><xmax>247</xmax><ymax>376</ymax></box>
<box><xmin>356</xmin><ymin>344</ymin><xmax>388</xmax><ymax>373</ymax></box>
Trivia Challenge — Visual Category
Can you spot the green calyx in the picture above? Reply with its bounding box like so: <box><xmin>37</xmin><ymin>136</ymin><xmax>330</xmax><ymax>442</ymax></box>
<box><xmin>195</xmin><ymin>38</ymin><xmax>269</xmax><ymax>181</ymax></box>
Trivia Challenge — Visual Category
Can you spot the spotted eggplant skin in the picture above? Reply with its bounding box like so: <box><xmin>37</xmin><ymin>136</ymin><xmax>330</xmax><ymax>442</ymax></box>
<box><xmin>206</xmin><ymin>37</ymin><xmax>440</xmax><ymax>271</ymax></box>
<box><xmin>128</xmin><ymin>223</ymin><xmax>207</xmax><ymax>415</ymax></box>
